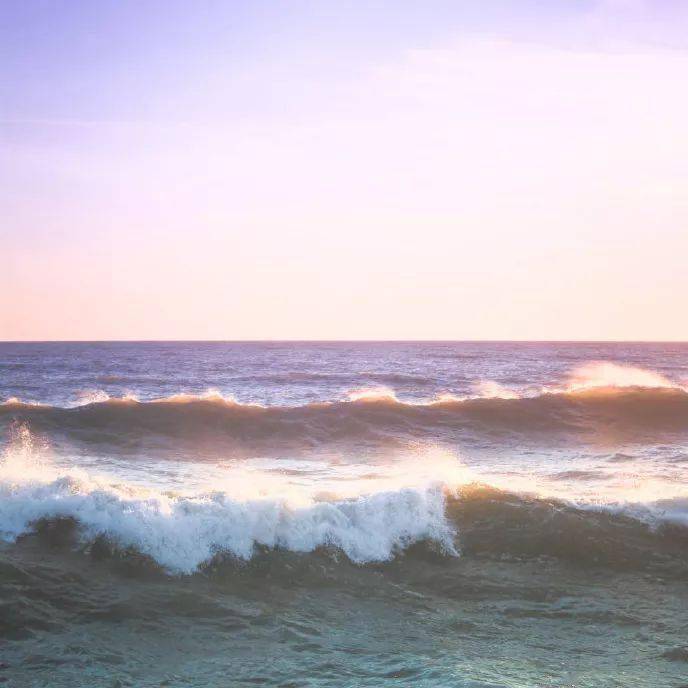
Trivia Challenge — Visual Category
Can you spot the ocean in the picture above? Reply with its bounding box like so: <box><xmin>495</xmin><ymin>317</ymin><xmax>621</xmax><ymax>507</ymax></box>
<box><xmin>1</xmin><ymin>341</ymin><xmax>687</xmax><ymax>687</ymax></box>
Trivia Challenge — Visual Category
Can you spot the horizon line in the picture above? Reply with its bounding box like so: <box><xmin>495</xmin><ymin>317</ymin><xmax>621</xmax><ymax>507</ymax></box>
<box><xmin>2</xmin><ymin>339</ymin><xmax>688</xmax><ymax>345</ymax></box>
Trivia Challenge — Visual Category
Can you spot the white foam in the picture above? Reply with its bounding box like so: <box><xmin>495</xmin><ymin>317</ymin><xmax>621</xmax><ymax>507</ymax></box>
<box><xmin>71</xmin><ymin>389</ymin><xmax>111</xmax><ymax>407</ymax></box>
<box><xmin>0</xmin><ymin>472</ymin><xmax>455</xmax><ymax>574</ymax></box>
<box><xmin>0</xmin><ymin>429</ymin><xmax>457</xmax><ymax>574</ymax></box>
<box><xmin>564</xmin><ymin>361</ymin><xmax>679</xmax><ymax>392</ymax></box>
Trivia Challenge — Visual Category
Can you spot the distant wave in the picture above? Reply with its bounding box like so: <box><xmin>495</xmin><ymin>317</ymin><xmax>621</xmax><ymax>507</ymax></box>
<box><xmin>2</xmin><ymin>383</ymin><xmax>688</xmax><ymax>456</ymax></box>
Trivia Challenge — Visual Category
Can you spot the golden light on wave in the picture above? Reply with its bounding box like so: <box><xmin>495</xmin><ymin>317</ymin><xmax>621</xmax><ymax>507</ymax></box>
<box><xmin>346</xmin><ymin>387</ymin><xmax>399</xmax><ymax>403</ymax></box>
<box><xmin>565</xmin><ymin>362</ymin><xmax>676</xmax><ymax>392</ymax></box>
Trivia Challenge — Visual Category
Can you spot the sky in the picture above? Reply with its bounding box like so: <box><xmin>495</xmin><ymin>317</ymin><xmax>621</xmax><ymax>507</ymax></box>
<box><xmin>2</xmin><ymin>0</ymin><xmax>687</xmax><ymax>341</ymax></box>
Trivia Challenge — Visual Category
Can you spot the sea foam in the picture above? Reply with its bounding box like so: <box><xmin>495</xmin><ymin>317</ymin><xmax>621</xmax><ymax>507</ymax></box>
<box><xmin>0</xmin><ymin>475</ymin><xmax>455</xmax><ymax>574</ymax></box>
<box><xmin>0</xmin><ymin>428</ymin><xmax>457</xmax><ymax>574</ymax></box>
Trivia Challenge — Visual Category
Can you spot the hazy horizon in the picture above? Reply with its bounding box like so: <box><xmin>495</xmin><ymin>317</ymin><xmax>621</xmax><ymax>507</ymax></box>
<box><xmin>5</xmin><ymin>335</ymin><xmax>688</xmax><ymax>345</ymax></box>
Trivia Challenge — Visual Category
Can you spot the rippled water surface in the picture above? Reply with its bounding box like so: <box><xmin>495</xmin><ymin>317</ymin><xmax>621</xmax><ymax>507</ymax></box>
<box><xmin>1</xmin><ymin>342</ymin><xmax>687</xmax><ymax>687</ymax></box>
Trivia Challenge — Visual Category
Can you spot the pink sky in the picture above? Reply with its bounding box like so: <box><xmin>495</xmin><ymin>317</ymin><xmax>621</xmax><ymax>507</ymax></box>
<box><xmin>2</xmin><ymin>1</ymin><xmax>688</xmax><ymax>340</ymax></box>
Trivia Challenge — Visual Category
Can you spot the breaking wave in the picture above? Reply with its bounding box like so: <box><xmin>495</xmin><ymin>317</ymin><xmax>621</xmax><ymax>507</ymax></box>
<box><xmin>1</xmin><ymin>427</ymin><xmax>686</xmax><ymax>576</ymax></box>
<box><xmin>0</xmin><ymin>474</ymin><xmax>456</xmax><ymax>574</ymax></box>
<box><xmin>0</xmin><ymin>429</ymin><xmax>457</xmax><ymax>573</ymax></box>
<box><xmin>1</xmin><ymin>362</ymin><xmax>686</xmax><ymax>576</ymax></box>
<box><xmin>2</xmin><ymin>382</ymin><xmax>688</xmax><ymax>456</ymax></box>
<box><xmin>3</xmin><ymin>471</ymin><xmax>687</xmax><ymax>576</ymax></box>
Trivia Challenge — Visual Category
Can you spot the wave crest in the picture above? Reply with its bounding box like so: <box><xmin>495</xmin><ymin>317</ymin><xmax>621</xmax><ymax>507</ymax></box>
<box><xmin>2</xmin><ymin>427</ymin><xmax>686</xmax><ymax>576</ymax></box>
<box><xmin>3</xmin><ymin>383</ymin><xmax>688</xmax><ymax>457</ymax></box>
<box><xmin>4</xmin><ymin>473</ymin><xmax>687</xmax><ymax>576</ymax></box>
<box><xmin>0</xmin><ymin>479</ymin><xmax>455</xmax><ymax>575</ymax></box>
